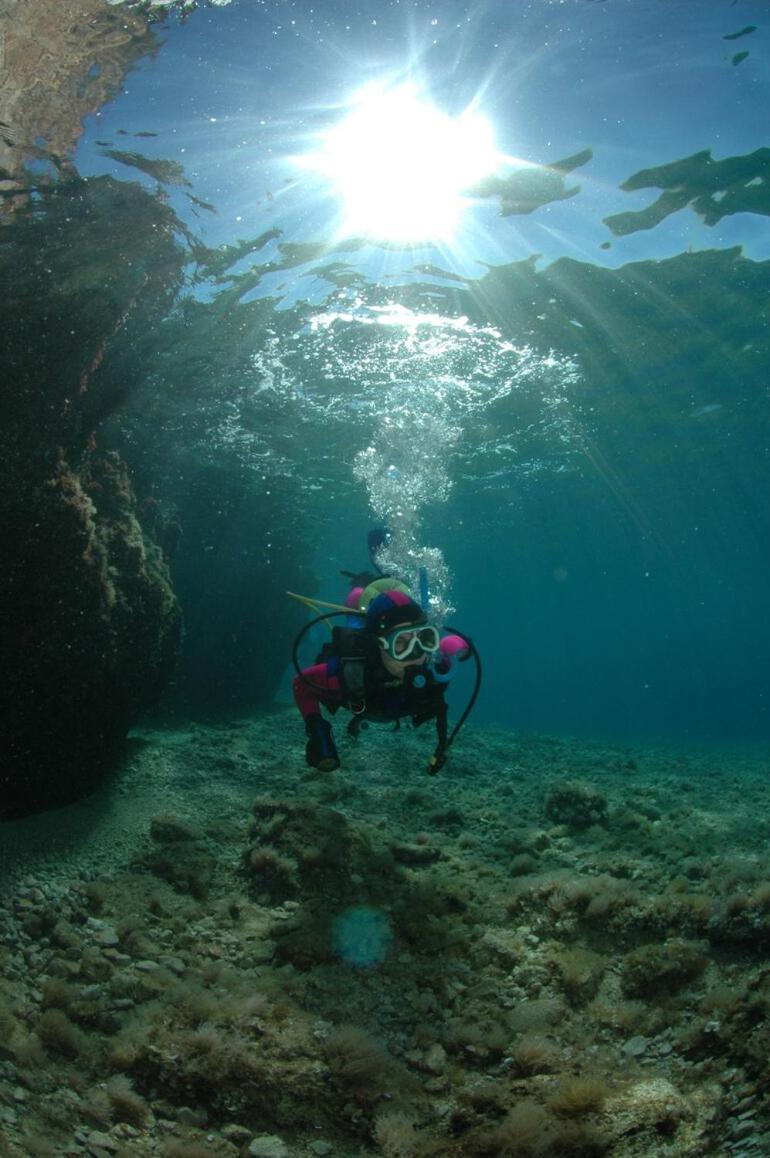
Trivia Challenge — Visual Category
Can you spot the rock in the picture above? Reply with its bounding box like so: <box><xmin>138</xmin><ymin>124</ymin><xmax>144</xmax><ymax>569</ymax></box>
<box><xmin>544</xmin><ymin>780</ymin><xmax>608</xmax><ymax>829</ymax></box>
<box><xmin>423</xmin><ymin>1043</ymin><xmax>447</xmax><ymax>1073</ymax></box>
<box><xmin>622</xmin><ymin>1035</ymin><xmax>650</xmax><ymax>1057</ymax></box>
<box><xmin>176</xmin><ymin>1105</ymin><xmax>207</xmax><ymax>1127</ymax></box>
<box><xmin>88</xmin><ymin>922</ymin><xmax>120</xmax><ymax>947</ymax></box>
<box><xmin>606</xmin><ymin>1077</ymin><xmax>690</xmax><ymax>1138</ymax></box>
<box><xmin>223</xmin><ymin>1124</ymin><xmax>252</xmax><ymax>1146</ymax></box>
<box><xmin>246</xmin><ymin>1136</ymin><xmax>290</xmax><ymax>1158</ymax></box>
<box><xmin>160</xmin><ymin>956</ymin><xmax>186</xmax><ymax>975</ymax></box>
<box><xmin>86</xmin><ymin>1132</ymin><xmax>118</xmax><ymax>1156</ymax></box>
<box><xmin>390</xmin><ymin>841</ymin><xmax>442</xmax><ymax>866</ymax></box>
<box><xmin>0</xmin><ymin>441</ymin><xmax>182</xmax><ymax>819</ymax></box>
<box><xmin>1</xmin><ymin>6</ymin><xmax>185</xmax><ymax>824</ymax></box>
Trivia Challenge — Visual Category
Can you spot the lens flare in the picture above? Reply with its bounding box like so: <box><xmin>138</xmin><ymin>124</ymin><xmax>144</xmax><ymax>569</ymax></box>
<box><xmin>331</xmin><ymin>905</ymin><xmax>393</xmax><ymax>968</ymax></box>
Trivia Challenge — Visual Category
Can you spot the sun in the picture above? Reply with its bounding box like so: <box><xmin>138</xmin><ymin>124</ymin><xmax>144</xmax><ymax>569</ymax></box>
<box><xmin>308</xmin><ymin>83</ymin><xmax>499</xmax><ymax>244</ymax></box>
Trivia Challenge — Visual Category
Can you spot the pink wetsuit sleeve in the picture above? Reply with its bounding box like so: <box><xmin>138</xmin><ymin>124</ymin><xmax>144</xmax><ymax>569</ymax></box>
<box><xmin>293</xmin><ymin>663</ymin><xmax>344</xmax><ymax>719</ymax></box>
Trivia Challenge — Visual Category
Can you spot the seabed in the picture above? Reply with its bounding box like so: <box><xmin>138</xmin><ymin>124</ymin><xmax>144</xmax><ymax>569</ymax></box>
<box><xmin>1</xmin><ymin>710</ymin><xmax>769</xmax><ymax>1156</ymax></box>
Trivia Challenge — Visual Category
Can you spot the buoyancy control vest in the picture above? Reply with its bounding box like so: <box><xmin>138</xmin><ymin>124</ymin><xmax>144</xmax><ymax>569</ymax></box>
<box><xmin>315</xmin><ymin>626</ymin><xmax>448</xmax><ymax>729</ymax></box>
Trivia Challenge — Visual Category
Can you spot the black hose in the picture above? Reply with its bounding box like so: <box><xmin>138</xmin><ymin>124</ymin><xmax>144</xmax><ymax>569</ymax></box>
<box><xmin>425</xmin><ymin>626</ymin><xmax>482</xmax><ymax>774</ymax></box>
<box><xmin>291</xmin><ymin>610</ymin><xmax>366</xmax><ymax>699</ymax></box>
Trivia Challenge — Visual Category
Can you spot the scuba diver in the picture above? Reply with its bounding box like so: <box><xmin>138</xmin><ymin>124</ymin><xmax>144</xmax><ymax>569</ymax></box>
<box><xmin>290</xmin><ymin>559</ymin><xmax>481</xmax><ymax>776</ymax></box>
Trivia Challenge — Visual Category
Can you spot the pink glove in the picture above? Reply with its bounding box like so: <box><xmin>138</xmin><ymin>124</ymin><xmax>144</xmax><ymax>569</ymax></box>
<box><xmin>439</xmin><ymin>634</ymin><xmax>469</xmax><ymax>661</ymax></box>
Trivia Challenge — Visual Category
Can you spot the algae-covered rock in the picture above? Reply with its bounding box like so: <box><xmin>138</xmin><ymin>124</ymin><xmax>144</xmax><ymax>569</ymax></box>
<box><xmin>244</xmin><ymin>798</ymin><xmax>398</xmax><ymax>968</ymax></box>
<box><xmin>244</xmin><ymin>797</ymin><xmax>473</xmax><ymax>972</ymax></box>
<box><xmin>244</xmin><ymin>797</ymin><xmax>397</xmax><ymax>904</ymax></box>
<box><xmin>0</xmin><ymin>179</ymin><xmax>186</xmax><ymax>818</ymax></box>
<box><xmin>1</xmin><ymin>450</ymin><xmax>181</xmax><ymax>819</ymax></box>
<box><xmin>545</xmin><ymin>779</ymin><xmax>608</xmax><ymax>830</ymax></box>
<box><xmin>604</xmin><ymin>1077</ymin><xmax>697</xmax><ymax>1148</ymax></box>
<box><xmin>621</xmin><ymin>938</ymin><xmax>708</xmax><ymax>998</ymax></box>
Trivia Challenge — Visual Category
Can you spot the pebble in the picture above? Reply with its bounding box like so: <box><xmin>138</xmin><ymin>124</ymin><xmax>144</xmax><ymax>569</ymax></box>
<box><xmin>308</xmin><ymin>1144</ymin><xmax>333</xmax><ymax>1157</ymax></box>
<box><xmin>161</xmin><ymin>956</ymin><xmax>186</xmax><ymax>974</ymax></box>
<box><xmin>88</xmin><ymin>921</ymin><xmax>120</xmax><ymax>947</ymax></box>
<box><xmin>86</xmin><ymin>1131</ymin><xmax>118</xmax><ymax>1156</ymax></box>
<box><xmin>622</xmin><ymin>1035</ymin><xmax>650</xmax><ymax>1057</ymax></box>
<box><xmin>177</xmin><ymin>1105</ymin><xmax>208</xmax><ymax>1127</ymax></box>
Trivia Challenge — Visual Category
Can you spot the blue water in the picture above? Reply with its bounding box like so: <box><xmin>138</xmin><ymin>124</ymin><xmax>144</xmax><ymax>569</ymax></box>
<box><xmin>50</xmin><ymin>0</ymin><xmax>770</xmax><ymax>746</ymax></box>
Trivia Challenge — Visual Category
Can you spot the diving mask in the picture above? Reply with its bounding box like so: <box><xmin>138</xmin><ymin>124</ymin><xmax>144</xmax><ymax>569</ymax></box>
<box><xmin>378</xmin><ymin>623</ymin><xmax>440</xmax><ymax>661</ymax></box>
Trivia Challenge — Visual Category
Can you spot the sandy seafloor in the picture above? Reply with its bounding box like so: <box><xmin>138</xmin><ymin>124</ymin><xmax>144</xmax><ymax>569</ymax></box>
<box><xmin>1</xmin><ymin>709</ymin><xmax>769</xmax><ymax>1157</ymax></box>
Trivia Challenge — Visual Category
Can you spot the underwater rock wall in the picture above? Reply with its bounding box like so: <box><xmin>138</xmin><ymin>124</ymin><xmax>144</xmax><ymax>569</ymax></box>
<box><xmin>0</xmin><ymin>178</ymin><xmax>188</xmax><ymax>819</ymax></box>
<box><xmin>1</xmin><ymin>170</ymin><xmax>318</xmax><ymax>814</ymax></box>
<box><xmin>1</xmin><ymin>452</ymin><xmax>181</xmax><ymax>820</ymax></box>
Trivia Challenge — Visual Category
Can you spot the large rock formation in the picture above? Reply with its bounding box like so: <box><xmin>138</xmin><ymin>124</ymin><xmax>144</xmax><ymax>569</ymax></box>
<box><xmin>0</xmin><ymin>1</ymin><xmax>197</xmax><ymax>817</ymax></box>
<box><xmin>1</xmin><ymin>451</ymin><xmax>181</xmax><ymax>819</ymax></box>
<box><xmin>0</xmin><ymin>176</ymin><xmax>187</xmax><ymax>819</ymax></box>
<box><xmin>1</xmin><ymin>2</ymin><xmax>314</xmax><ymax>815</ymax></box>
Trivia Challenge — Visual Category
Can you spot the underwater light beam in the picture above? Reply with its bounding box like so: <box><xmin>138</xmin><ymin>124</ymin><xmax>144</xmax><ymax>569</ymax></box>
<box><xmin>305</xmin><ymin>83</ymin><xmax>499</xmax><ymax>244</ymax></box>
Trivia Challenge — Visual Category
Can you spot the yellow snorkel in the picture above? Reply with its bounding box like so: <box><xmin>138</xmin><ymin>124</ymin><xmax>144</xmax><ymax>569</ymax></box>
<box><xmin>286</xmin><ymin>592</ymin><xmax>359</xmax><ymax>616</ymax></box>
<box><xmin>286</xmin><ymin>577</ymin><xmax>412</xmax><ymax>628</ymax></box>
